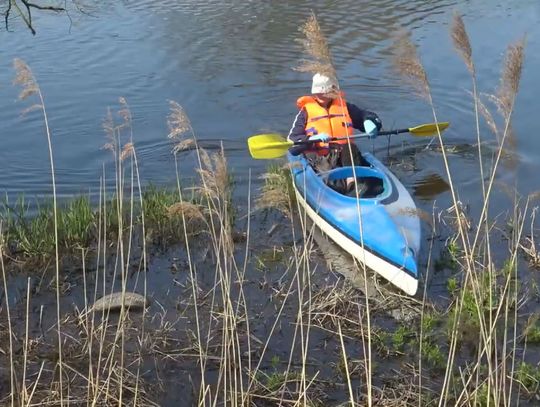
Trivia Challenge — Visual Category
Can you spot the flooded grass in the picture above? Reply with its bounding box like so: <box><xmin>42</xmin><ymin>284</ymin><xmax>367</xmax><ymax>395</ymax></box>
<box><xmin>1</xmin><ymin>168</ymin><xmax>539</xmax><ymax>405</ymax></box>
<box><xmin>0</xmin><ymin>187</ymin><xmax>205</xmax><ymax>262</ymax></box>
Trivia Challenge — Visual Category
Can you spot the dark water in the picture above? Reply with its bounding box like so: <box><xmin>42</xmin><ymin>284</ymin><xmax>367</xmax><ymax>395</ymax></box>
<box><xmin>1</xmin><ymin>0</ymin><xmax>539</xmax><ymax>208</ymax></box>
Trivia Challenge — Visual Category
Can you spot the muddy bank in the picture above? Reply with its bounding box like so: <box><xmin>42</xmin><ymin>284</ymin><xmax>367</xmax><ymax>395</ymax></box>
<box><xmin>1</xmin><ymin>173</ymin><xmax>539</xmax><ymax>406</ymax></box>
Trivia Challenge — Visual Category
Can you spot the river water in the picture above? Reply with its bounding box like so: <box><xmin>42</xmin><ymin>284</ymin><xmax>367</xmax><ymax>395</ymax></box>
<box><xmin>1</xmin><ymin>2</ymin><xmax>540</xmax><ymax>404</ymax></box>
<box><xmin>0</xmin><ymin>0</ymin><xmax>538</xmax><ymax>208</ymax></box>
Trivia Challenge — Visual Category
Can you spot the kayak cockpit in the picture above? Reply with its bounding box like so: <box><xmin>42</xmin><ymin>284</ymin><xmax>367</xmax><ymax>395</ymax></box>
<box><xmin>288</xmin><ymin>152</ymin><xmax>421</xmax><ymax>294</ymax></box>
<box><xmin>318</xmin><ymin>165</ymin><xmax>391</xmax><ymax>201</ymax></box>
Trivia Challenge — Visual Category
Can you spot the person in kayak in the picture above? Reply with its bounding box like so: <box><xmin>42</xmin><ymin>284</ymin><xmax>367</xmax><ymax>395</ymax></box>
<box><xmin>287</xmin><ymin>73</ymin><xmax>382</xmax><ymax>194</ymax></box>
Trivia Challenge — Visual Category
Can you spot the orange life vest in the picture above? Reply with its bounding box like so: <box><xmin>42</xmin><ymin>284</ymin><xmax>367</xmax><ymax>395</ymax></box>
<box><xmin>297</xmin><ymin>93</ymin><xmax>354</xmax><ymax>154</ymax></box>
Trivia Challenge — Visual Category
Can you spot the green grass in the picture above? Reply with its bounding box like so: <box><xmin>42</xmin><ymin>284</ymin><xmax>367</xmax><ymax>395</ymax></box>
<box><xmin>474</xmin><ymin>381</ymin><xmax>496</xmax><ymax>407</ymax></box>
<box><xmin>421</xmin><ymin>340</ymin><xmax>445</xmax><ymax>370</ymax></box>
<box><xmin>257</xmin><ymin>369</ymin><xmax>302</xmax><ymax>393</ymax></box>
<box><xmin>524</xmin><ymin>314</ymin><xmax>540</xmax><ymax>344</ymax></box>
<box><xmin>435</xmin><ymin>243</ymin><xmax>460</xmax><ymax>272</ymax></box>
<box><xmin>142</xmin><ymin>185</ymin><xmax>185</xmax><ymax>243</ymax></box>
<box><xmin>525</xmin><ymin>326</ymin><xmax>540</xmax><ymax>343</ymax></box>
<box><xmin>254</xmin><ymin>248</ymin><xmax>285</xmax><ymax>272</ymax></box>
<box><xmin>392</xmin><ymin>325</ymin><xmax>413</xmax><ymax>352</ymax></box>
<box><xmin>447</xmin><ymin>276</ymin><xmax>458</xmax><ymax>294</ymax></box>
<box><xmin>445</xmin><ymin>262</ymin><xmax>508</xmax><ymax>343</ymax></box>
<box><xmin>422</xmin><ymin>311</ymin><xmax>440</xmax><ymax>333</ymax></box>
<box><xmin>515</xmin><ymin>362</ymin><xmax>540</xmax><ymax>394</ymax></box>
<box><xmin>2</xmin><ymin>196</ymin><xmax>55</xmax><ymax>258</ymax></box>
<box><xmin>0</xmin><ymin>185</ymin><xmax>207</xmax><ymax>262</ymax></box>
<box><xmin>60</xmin><ymin>196</ymin><xmax>95</xmax><ymax>248</ymax></box>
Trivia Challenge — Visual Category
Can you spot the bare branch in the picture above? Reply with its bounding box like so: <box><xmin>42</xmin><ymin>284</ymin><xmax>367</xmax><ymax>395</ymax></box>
<box><xmin>4</xmin><ymin>0</ymin><xmax>66</xmax><ymax>35</ymax></box>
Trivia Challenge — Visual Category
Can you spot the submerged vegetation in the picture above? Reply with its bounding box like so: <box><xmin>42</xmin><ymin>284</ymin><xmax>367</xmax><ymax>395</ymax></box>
<box><xmin>0</xmin><ymin>11</ymin><xmax>539</xmax><ymax>407</ymax></box>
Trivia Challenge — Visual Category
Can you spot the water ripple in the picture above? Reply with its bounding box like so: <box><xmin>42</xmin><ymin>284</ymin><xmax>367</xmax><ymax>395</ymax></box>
<box><xmin>1</xmin><ymin>0</ymin><xmax>538</xmax><ymax>199</ymax></box>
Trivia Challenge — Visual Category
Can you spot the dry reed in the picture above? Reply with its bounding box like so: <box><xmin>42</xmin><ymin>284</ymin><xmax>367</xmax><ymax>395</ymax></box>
<box><xmin>497</xmin><ymin>38</ymin><xmax>525</xmax><ymax>120</ymax></box>
<box><xmin>391</xmin><ymin>32</ymin><xmax>430</xmax><ymax>100</ymax></box>
<box><xmin>256</xmin><ymin>167</ymin><xmax>294</xmax><ymax>217</ymax></box>
<box><xmin>295</xmin><ymin>12</ymin><xmax>337</xmax><ymax>81</ymax></box>
<box><xmin>13</xmin><ymin>57</ymin><xmax>65</xmax><ymax>405</ymax></box>
<box><xmin>451</xmin><ymin>13</ymin><xmax>474</xmax><ymax>74</ymax></box>
<box><xmin>477</xmin><ymin>93</ymin><xmax>499</xmax><ymax>137</ymax></box>
<box><xmin>0</xmin><ymin>225</ymin><xmax>15</xmax><ymax>406</ymax></box>
<box><xmin>167</xmin><ymin>201</ymin><xmax>205</xmax><ymax>221</ymax></box>
<box><xmin>392</xmin><ymin>17</ymin><xmax>530</xmax><ymax>407</ymax></box>
<box><xmin>167</xmin><ymin>100</ymin><xmax>196</xmax><ymax>153</ymax></box>
<box><xmin>120</xmin><ymin>141</ymin><xmax>134</xmax><ymax>162</ymax></box>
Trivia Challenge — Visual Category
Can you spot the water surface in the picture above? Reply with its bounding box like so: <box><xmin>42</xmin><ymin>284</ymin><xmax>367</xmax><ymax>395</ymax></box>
<box><xmin>0</xmin><ymin>1</ymin><xmax>538</xmax><ymax>210</ymax></box>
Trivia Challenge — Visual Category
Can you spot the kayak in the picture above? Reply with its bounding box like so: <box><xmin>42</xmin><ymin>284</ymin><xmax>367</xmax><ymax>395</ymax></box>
<box><xmin>288</xmin><ymin>151</ymin><xmax>421</xmax><ymax>295</ymax></box>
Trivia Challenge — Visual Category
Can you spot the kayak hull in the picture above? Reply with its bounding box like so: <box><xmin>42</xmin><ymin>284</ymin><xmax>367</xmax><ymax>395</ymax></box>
<box><xmin>288</xmin><ymin>152</ymin><xmax>421</xmax><ymax>295</ymax></box>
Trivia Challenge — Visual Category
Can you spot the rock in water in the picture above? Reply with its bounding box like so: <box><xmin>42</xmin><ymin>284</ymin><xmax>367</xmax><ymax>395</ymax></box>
<box><xmin>90</xmin><ymin>292</ymin><xmax>148</xmax><ymax>313</ymax></box>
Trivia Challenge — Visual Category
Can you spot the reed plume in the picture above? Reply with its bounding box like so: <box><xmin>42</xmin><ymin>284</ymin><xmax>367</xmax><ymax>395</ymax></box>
<box><xmin>102</xmin><ymin>107</ymin><xmax>117</xmax><ymax>152</ymax></box>
<box><xmin>102</xmin><ymin>98</ymin><xmax>136</xmax><ymax>161</ymax></box>
<box><xmin>13</xmin><ymin>59</ymin><xmax>39</xmax><ymax>100</ymax></box>
<box><xmin>120</xmin><ymin>142</ymin><xmax>134</xmax><ymax>162</ymax></box>
<box><xmin>196</xmin><ymin>147</ymin><xmax>230</xmax><ymax>202</ymax></box>
<box><xmin>451</xmin><ymin>13</ymin><xmax>474</xmax><ymax>74</ymax></box>
<box><xmin>295</xmin><ymin>12</ymin><xmax>337</xmax><ymax>81</ymax></box>
<box><xmin>497</xmin><ymin>38</ymin><xmax>525</xmax><ymax>120</ymax></box>
<box><xmin>118</xmin><ymin>96</ymin><xmax>132</xmax><ymax>130</ymax></box>
<box><xmin>391</xmin><ymin>32</ymin><xmax>430</xmax><ymax>100</ymax></box>
<box><xmin>167</xmin><ymin>100</ymin><xmax>195</xmax><ymax>153</ymax></box>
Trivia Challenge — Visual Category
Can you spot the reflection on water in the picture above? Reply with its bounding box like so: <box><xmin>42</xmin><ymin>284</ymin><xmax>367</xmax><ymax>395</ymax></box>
<box><xmin>412</xmin><ymin>173</ymin><xmax>450</xmax><ymax>201</ymax></box>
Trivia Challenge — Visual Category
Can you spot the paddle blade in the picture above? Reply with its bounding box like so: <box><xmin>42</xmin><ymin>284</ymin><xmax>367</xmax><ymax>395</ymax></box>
<box><xmin>408</xmin><ymin>122</ymin><xmax>450</xmax><ymax>137</ymax></box>
<box><xmin>247</xmin><ymin>133</ymin><xmax>293</xmax><ymax>159</ymax></box>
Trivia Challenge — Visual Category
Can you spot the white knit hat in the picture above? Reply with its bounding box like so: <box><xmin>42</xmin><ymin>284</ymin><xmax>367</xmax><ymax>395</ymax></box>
<box><xmin>311</xmin><ymin>73</ymin><xmax>338</xmax><ymax>94</ymax></box>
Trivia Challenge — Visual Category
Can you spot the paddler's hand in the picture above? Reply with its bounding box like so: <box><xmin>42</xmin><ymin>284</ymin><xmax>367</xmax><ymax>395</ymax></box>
<box><xmin>289</xmin><ymin>144</ymin><xmax>308</xmax><ymax>156</ymax></box>
<box><xmin>363</xmin><ymin>120</ymin><xmax>378</xmax><ymax>139</ymax></box>
<box><xmin>310</xmin><ymin>133</ymin><xmax>330</xmax><ymax>143</ymax></box>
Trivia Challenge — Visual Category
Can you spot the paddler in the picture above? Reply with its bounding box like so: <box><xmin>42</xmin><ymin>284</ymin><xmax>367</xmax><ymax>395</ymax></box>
<box><xmin>287</xmin><ymin>73</ymin><xmax>382</xmax><ymax>194</ymax></box>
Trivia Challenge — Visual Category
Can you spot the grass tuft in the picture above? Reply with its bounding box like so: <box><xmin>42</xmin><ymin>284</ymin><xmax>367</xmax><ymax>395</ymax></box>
<box><xmin>256</xmin><ymin>163</ymin><xmax>295</xmax><ymax>217</ymax></box>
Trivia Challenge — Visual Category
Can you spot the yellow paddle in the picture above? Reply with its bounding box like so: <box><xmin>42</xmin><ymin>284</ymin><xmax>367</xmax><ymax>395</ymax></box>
<box><xmin>247</xmin><ymin>122</ymin><xmax>450</xmax><ymax>159</ymax></box>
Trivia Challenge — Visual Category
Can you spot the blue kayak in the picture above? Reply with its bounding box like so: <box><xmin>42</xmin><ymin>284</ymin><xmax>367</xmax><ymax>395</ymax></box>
<box><xmin>288</xmin><ymin>152</ymin><xmax>421</xmax><ymax>295</ymax></box>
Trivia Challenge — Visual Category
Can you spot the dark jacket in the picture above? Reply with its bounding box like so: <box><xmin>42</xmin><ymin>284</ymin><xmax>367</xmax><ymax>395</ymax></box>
<box><xmin>287</xmin><ymin>101</ymin><xmax>382</xmax><ymax>154</ymax></box>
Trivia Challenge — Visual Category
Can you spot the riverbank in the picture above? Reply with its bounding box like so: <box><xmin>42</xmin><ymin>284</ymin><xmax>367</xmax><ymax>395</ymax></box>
<box><xmin>1</xmin><ymin>146</ymin><xmax>539</xmax><ymax>405</ymax></box>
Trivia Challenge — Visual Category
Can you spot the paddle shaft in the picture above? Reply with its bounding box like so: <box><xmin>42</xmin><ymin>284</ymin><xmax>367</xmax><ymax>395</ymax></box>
<box><xmin>247</xmin><ymin>122</ymin><xmax>448</xmax><ymax>159</ymax></box>
<box><xmin>293</xmin><ymin>128</ymin><xmax>409</xmax><ymax>146</ymax></box>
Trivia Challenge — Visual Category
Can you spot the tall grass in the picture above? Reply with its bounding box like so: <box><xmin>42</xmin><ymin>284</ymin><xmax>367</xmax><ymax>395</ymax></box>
<box><xmin>13</xmin><ymin>58</ymin><xmax>64</xmax><ymax>404</ymax></box>
<box><xmin>391</xmin><ymin>15</ymin><xmax>527</xmax><ymax>407</ymax></box>
<box><xmin>295</xmin><ymin>12</ymin><xmax>377</xmax><ymax>405</ymax></box>
<box><xmin>0</xmin><ymin>80</ymin><xmax>160</xmax><ymax>404</ymax></box>
<box><xmin>0</xmin><ymin>224</ymin><xmax>15</xmax><ymax>406</ymax></box>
